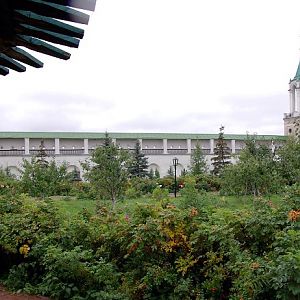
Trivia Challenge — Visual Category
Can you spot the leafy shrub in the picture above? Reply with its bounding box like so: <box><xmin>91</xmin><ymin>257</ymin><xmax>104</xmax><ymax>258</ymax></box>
<box><xmin>125</xmin><ymin>187</ymin><xmax>141</xmax><ymax>199</ymax></box>
<box><xmin>70</xmin><ymin>181</ymin><xmax>98</xmax><ymax>200</ymax></box>
<box><xmin>1</xmin><ymin>190</ymin><xmax>300</xmax><ymax>299</ymax></box>
<box><xmin>151</xmin><ymin>187</ymin><xmax>169</xmax><ymax>201</ymax></box>
<box><xmin>179</xmin><ymin>176</ymin><xmax>202</xmax><ymax>209</ymax></box>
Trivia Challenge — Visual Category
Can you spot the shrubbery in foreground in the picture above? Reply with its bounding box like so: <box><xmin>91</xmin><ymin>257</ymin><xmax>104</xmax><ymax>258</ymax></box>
<box><xmin>0</xmin><ymin>191</ymin><xmax>300</xmax><ymax>299</ymax></box>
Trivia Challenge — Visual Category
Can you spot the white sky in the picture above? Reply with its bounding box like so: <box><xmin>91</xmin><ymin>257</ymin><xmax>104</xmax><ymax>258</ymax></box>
<box><xmin>1</xmin><ymin>0</ymin><xmax>300</xmax><ymax>135</ymax></box>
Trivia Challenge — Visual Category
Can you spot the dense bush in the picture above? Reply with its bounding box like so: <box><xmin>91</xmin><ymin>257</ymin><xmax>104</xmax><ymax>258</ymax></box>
<box><xmin>70</xmin><ymin>181</ymin><xmax>98</xmax><ymax>200</ymax></box>
<box><xmin>0</xmin><ymin>168</ymin><xmax>19</xmax><ymax>196</ymax></box>
<box><xmin>0</xmin><ymin>189</ymin><xmax>299</xmax><ymax>299</ymax></box>
<box><xmin>21</xmin><ymin>159</ymin><xmax>73</xmax><ymax>197</ymax></box>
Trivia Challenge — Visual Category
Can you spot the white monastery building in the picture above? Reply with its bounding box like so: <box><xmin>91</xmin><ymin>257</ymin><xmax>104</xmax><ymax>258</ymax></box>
<box><xmin>0</xmin><ymin>132</ymin><xmax>286</xmax><ymax>179</ymax></box>
<box><xmin>2</xmin><ymin>59</ymin><xmax>300</xmax><ymax>178</ymax></box>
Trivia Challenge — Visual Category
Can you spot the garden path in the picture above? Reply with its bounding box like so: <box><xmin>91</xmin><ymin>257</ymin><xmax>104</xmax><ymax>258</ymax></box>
<box><xmin>0</xmin><ymin>286</ymin><xmax>49</xmax><ymax>300</ymax></box>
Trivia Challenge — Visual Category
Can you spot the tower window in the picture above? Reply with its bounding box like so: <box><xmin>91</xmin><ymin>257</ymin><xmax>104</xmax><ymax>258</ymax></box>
<box><xmin>289</xmin><ymin>128</ymin><xmax>292</xmax><ymax>134</ymax></box>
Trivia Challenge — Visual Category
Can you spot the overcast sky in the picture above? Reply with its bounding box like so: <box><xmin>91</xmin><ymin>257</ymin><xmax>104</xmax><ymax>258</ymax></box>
<box><xmin>1</xmin><ymin>0</ymin><xmax>300</xmax><ymax>135</ymax></box>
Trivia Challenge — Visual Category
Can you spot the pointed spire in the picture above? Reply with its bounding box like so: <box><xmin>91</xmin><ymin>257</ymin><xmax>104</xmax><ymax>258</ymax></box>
<box><xmin>294</xmin><ymin>60</ymin><xmax>300</xmax><ymax>81</ymax></box>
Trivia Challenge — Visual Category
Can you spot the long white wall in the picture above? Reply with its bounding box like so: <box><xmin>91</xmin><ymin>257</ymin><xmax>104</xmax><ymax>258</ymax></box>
<box><xmin>0</xmin><ymin>135</ymin><xmax>282</xmax><ymax>178</ymax></box>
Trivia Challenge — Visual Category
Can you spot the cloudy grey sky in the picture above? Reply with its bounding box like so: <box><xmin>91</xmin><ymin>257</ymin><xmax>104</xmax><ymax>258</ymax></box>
<box><xmin>1</xmin><ymin>0</ymin><xmax>300</xmax><ymax>135</ymax></box>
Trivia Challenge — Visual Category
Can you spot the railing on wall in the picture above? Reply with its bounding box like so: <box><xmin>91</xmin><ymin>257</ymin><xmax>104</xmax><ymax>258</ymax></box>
<box><xmin>167</xmin><ymin>149</ymin><xmax>188</xmax><ymax>155</ymax></box>
<box><xmin>29</xmin><ymin>149</ymin><xmax>55</xmax><ymax>156</ymax></box>
<box><xmin>0</xmin><ymin>147</ymin><xmax>249</xmax><ymax>157</ymax></box>
<box><xmin>0</xmin><ymin>149</ymin><xmax>25</xmax><ymax>156</ymax></box>
<box><xmin>191</xmin><ymin>148</ymin><xmax>211</xmax><ymax>154</ymax></box>
<box><xmin>60</xmin><ymin>149</ymin><xmax>85</xmax><ymax>155</ymax></box>
<box><xmin>142</xmin><ymin>149</ymin><xmax>164</xmax><ymax>155</ymax></box>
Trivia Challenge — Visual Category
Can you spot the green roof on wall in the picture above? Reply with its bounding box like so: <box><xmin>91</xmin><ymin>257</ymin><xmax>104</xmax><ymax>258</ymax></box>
<box><xmin>0</xmin><ymin>132</ymin><xmax>287</xmax><ymax>141</ymax></box>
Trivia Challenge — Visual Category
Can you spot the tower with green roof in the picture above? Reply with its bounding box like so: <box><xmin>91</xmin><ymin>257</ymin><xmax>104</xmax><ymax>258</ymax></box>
<box><xmin>284</xmin><ymin>60</ymin><xmax>300</xmax><ymax>135</ymax></box>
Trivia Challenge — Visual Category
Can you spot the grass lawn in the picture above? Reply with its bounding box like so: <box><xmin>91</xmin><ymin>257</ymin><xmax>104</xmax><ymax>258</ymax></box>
<box><xmin>50</xmin><ymin>193</ymin><xmax>285</xmax><ymax>217</ymax></box>
<box><xmin>50</xmin><ymin>196</ymin><xmax>96</xmax><ymax>216</ymax></box>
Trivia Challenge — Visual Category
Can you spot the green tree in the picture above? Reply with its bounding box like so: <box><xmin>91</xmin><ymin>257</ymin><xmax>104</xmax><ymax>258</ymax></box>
<box><xmin>36</xmin><ymin>140</ymin><xmax>49</xmax><ymax>168</ymax></box>
<box><xmin>148</xmin><ymin>168</ymin><xmax>154</xmax><ymax>179</ymax></box>
<box><xmin>221</xmin><ymin>137</ymin><xmax>281</xmax><ymax>196</ymax></box>
<box><xmin>82</xmin><ymin>134</ymin><xmax>130</xmax><ymax>208</ymax></box>
<box><xmin>21</xmin><ymin>158</ymin><xmax>71</xmax><ymax>198</ymax></box>
<box><xmin>167</xmin><ymin>166</ymin><xmax>174</xmax><ymax>177</ymax></box>
<box><xmin>189</xmin><ymin>142</ymin><xmax>207</xmax><ymax>175</ymax></box>
<box><xmin>154</xmin><ymin>168</ymin><xmax>160</xmax><ymax>179</ymax></box>
<box><xmin>128</xmin><ymin>140</ymin><xmax>149</xmax><ymax>178</ymax></box>
<box><xmin>0</xmin><ymin>168</ymin><xmax>18</xmax><ymax>196</ymax></box>
<box><xmin>211</xmin><ymin>126</ymin><xmax>231</xmax><ymax>176</ymax></box>
<box><xmin>181</xmin><ymin>168</ymin><xmax>188</xmax><ymax>176</ymax></box>
<box><xmin>276</xmin><ymin>137</ymin><xmax>300</xmax><ymax>185</ymax></box>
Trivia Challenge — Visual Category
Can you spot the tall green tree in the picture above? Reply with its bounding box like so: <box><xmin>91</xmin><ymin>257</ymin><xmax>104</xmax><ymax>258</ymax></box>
<box><xmin>36</xmin><ymin>140</ymin><xmax>49</xmax><ymax>168</ymax></box>
<box><xmin>128</xmin><ymin>140</ymin><xmax>149</xmax><ymax>178</ymax></box>
<box><xmin>211</xmin><ymin>126</ymin><xmax>231</xmax><ymax>176</ymax></box>
<box><xmin>82</xmin><ymin>134</ymin><xmax>130</xmax><ymax>208</ymax></box>
<box><xmin>189</xmin><ymin>142</ymin><xmax>207</xmax><ymax>175</ymax></box>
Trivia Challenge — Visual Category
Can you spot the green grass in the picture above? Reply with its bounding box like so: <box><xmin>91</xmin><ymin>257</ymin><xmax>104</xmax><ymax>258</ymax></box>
<box><xmin>50</xmin><ymin>196</ymin><xmax>96</xmax><ymax>216</ymax></box>
<box><xmin>50</xmin><ymin>193</ymin><xmax>285</xmax><ymax>217</ymax></box>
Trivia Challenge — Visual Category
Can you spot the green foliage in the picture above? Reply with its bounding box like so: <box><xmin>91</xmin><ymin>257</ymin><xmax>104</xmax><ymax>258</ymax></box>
<box><xmin>125</xmin><ymin>187</ymin><xmax>141</xmax><ymax>199</ymax></box>
<box><xmin>154</xmin><ymin>168</ymin><xmax>160</xmax><ymax>179</ymax></box>
<box><xmin>195</xmin><ymin>173</ymin><xmax>221</xmax><ymax>192</ymax></box>
<box><xmin>179</xmin><ymin>176</ymin><xmax>201</xmax><ymax>209</ymax></box>
<box><xmin>211</xmin><ymin>126</ymin><xmax>231</xmax><ymax>176</ymax></box>
<box><xmin>148</xmin><ymin>168</ymin><xmax>154</xmax><ymax>179</ymax></box>
<box><xmin>276</xmin><ymin>137</ymin><xmax>300</xmax><ymax>185</ymax></box>
<box><xmin>189</xmin><ymin>142</ymin><xmax>207</xmax><ymax>175</ymax></box>
<box><xmin>167</xmin><ymin>166</ymin><xmax>174</xmax><ymax>177</ymax></box>
<box><xmin>70</xmin><ymin>181</ymin><xmax>98</xmax><ymax>200</ymax></box>
<box><xmin>1</xmin><ymin>188</ymin><xmax>300</xmax><ymax>299</ymax></box>
<box><xmin>158</xmin><ymin>176</ymin><xmax>174</xmax><ymax>192</ymax></box>
<box><xmin>126</xmin><ymin>177</ymin><xmax>158</xmax><ymax>197</ymax></box>
<box><xmin>221</xmin><ymin>137</ymin><xmax>282</xmax><ymax>196</ymax></box>
<box><xmin>128</xmin><ymin>140</ymin><xmax>149</xmax><ymax>178</ymax></box>
<box><xmin>149</xmin><ymin>168</ymin><xmax>160</xmax><ymax>180</ymax></box>
<box><xmin>0</xmin><ymin>168</ymin><xmax>18</xmax><ymax>196</ymax></box>
<box><xmin>82</xmin><ymin>134</ymin><xmax>130</xmax><ymax>208</ymax></box>
<box><xmin>270</xmin><ymin>230</ymin><xmax>300</xmax><ymax>299</ymax></box>
<box><xmin>152</xmin><ymin>186</ymin><xmax>169</xmax><ymax>201</ymax></box>
<box><xmin>21</xmin><ymin>158</ymin><xmax>72</xmax><ymax>198</ymax></box>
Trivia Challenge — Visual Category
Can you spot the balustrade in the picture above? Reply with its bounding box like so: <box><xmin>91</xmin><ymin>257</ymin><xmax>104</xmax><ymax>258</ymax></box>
<box><xmin>0</xmin><ymin>149</ymin><xmax>25</xmax><ymax>156</ymax></box>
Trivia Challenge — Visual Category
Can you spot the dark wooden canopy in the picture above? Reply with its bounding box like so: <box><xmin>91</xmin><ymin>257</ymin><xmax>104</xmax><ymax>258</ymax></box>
<box><xmin>0</xmin><ymin>0</ymin><xmax>96</xmax><ymax>75</ymax></box>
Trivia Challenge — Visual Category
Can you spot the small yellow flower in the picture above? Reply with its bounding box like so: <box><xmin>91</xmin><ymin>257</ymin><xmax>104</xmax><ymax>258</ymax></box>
<box><xmin>19</xmin><ymin>244</ymin><xmax>30</xmax><ymax>257</ymax></box>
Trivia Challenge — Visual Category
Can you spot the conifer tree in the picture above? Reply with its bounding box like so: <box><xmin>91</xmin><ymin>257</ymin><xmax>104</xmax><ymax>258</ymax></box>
<box><xmin>149</xmin><ymin>168</ymin><xmax>154</xmax><ymax>179</ymax></box>
<box><xmin>82</xmin><ymin>133</ymin><xmax>130</xmax><ymax>208</ymax></box>
<box><xmin>211</xmin><ymin>126</ymin><xmax>231</xmax><ymax>176</ymax></box>
<box><xmin>103</xmin><ymin>131</ymin><xmax>111</xmax><ymax>147</ymax></box>
<box><xmin>154</xmin><ymin>168</ymin><xmax>160</xmax><ymax>179</ymax></box>
<box><xmin>36</xmin><ymin>140</ymin><xmax>48</xmax><ymax>168</ymax></box>
<box><xmin>167</xmin><ymin>166</ymin><xmax>174</xmax><ymax>177</ymax></box>
<box><xmin>128</xmin><ymin>140</ymin><xmax>149</xmax><ymax>178</ymax></box>
<box><xmin>189</xmin><ymin>142</ymin><xmax>207</xmax><ymax>175</ymax></box>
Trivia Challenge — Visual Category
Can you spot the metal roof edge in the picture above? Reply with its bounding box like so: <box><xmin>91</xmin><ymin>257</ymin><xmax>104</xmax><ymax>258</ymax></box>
<box><xmin>0</xmin><ymin>131</ymin><xmax>287</xmax><ymax>140</ymax></box>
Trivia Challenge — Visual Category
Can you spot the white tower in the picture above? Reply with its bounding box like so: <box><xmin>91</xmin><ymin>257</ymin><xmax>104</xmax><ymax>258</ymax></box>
<box><xmin>284</xmin><ymin>61</ymin><xmax>300</xmax><ymax>135</ymax></box>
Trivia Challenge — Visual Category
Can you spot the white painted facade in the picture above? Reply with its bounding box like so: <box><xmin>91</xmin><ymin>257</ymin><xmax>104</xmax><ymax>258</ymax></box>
<box><xmin>0</xmin><ymin>133</ymin><xmax>284</xmax><ymax>179</ymax></box>
<box><xmin>284</xmin><ymin>61</ymin><xmax>300</xmax><ymax>135</ymax></box>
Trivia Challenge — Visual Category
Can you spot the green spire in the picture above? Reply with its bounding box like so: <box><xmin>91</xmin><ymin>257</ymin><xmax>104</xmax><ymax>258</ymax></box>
<box><xmin>293</xmin><ymin>60</ymin><xmax>300</xmax><ymax>81</ymax></box>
